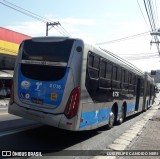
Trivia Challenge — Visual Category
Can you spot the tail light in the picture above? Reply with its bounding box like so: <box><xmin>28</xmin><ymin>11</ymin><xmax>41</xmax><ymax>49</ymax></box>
<box><xmin>10</xmin><ymin>80</ymin><xmax>14</xmax><ymax>104</ymax></box>
<box><xmin>64</xmin><ymin>87</ymin><xmax>81</xmax><ymax>119</ymax></box>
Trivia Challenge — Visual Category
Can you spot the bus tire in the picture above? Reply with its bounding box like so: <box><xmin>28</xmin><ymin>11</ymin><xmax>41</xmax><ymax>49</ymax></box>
<box><xmin>107</xmin><ymin>108</ymin><xmax>115</xmax><ymax>129</ymax></box>
<box><xmin>146</xmin><ymin>100</ymin><xmax>149</xmax><ymax>110</ymax></box>
<box><xmin>117</xmin><ymin>106</ymin><xmax>125</xmax><ymax>125</ymax></box>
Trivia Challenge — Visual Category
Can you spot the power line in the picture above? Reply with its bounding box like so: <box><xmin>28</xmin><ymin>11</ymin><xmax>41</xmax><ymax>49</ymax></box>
<box><xmin>0</xmin><ymin>1</ymin><xmax>46</xmax><ymax>23</ymax></box>
<box><xmin>100</xmin><ymin>47</ymin><xmax>144</xmax><ymax>74</ymax></box>
<box><xmin>58</xmin><ymin>23</ymin><xmax>70</xmax><ymax>36</ymax></box>
<box><xmin>125</xmin><ymin>54</ymin><xmax>159</xmax><ymax>58</ymax></box>
<box><xmin>120</xmin><ymin>50</ymin><xmax>159</xmax><ymax>60</ymax></box>
<box><xmin>96</xmin><ymin>31</ymin><xmax>150</xmax><ymax>45</ymax></box>
<box><xmin>119</xmin><ymin>51</ymin><xmax>158</xmax><ymax>56</ymax></box>
<box><xmin>124</xmin><ymin>53</ymin><xmax>159</xmax><ymax>60</ymax></box>
<box><xmin>154</xmin><ymin>0</ymin><xmax>160</xmax><ymax>28</ymax></box>
<box><xmin>152</xmin><ymin>0</ymin><xmax>159</xmax><ymax>29</ymax></box>
<box><xmin>3</xmin><ymin>0</ymin><xmax>46</xmax><ymax>22</ymax></box>
<box><xmin>126</xmin><ymin>56</ymin><xmax>159</xmax><ymax>60</ymax></box>
<box><xmin>137</xmin><ymin>0</ymin><xmax>150</xmax><ymax>30</ymax></box>
<box><xmin>143</xmin><ymin>0</ymin><xmax>160</xmax><ymax>54</ymax></box>
<box><xmin>0</xmin><ymin>0</ymin><xmax>70</xmax><ymax>36</ymax></box>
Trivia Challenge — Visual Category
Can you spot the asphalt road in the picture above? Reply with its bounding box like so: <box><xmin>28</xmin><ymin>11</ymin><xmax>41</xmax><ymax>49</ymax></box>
<box><xmin>0</xmin><ymin>107</ymin><xmax>150</xmax><ymax>159</ymax></box>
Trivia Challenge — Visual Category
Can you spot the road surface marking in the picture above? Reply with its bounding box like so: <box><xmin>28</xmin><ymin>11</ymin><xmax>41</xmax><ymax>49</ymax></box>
<box><xmin>0</xmin><ymin>124</ymin><xmax>43</xmax><ymax>137</ymax></box>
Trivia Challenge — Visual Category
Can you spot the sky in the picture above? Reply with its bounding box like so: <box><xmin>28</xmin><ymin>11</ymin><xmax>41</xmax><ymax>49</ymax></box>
<box><xmin>0</xmin><ymin>0</ymin><xmax>160</xmax><ymax>72</ymax></box>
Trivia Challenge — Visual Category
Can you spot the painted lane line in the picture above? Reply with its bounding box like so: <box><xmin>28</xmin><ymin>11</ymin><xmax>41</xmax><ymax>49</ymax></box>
<box><xmin>0</xmin><ymin>123</ymin><xmax>43</xmax><ymax>137</ymax></box>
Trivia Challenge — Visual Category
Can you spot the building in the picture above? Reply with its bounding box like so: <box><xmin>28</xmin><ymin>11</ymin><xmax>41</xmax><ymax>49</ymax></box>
<box><xmin>0</xmin><ymin>27</ymin><xmax>31</xmax><ymax>97</ymax></box>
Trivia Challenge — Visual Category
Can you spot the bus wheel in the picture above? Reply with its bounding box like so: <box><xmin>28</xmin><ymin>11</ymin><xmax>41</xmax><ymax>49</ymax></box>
<box><xmin>147</xmin><ymin>101</ymin><xmax>149</xmax><ymax>110</ymax></box>
<box><xmin>117</xmin><ymin>106</ymin><xmax>125</xmax><ymax>125</ymax></box>
<box><xmin>108</xmin><ymin>109</ymin><xmax>115</xmax><ymax>129</ymax></box>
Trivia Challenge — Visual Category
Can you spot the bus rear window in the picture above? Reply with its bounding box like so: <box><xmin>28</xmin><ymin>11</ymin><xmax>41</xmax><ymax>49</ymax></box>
<box><xmin>22</xmin><ymin>39</ymin><xmax>74</xmax><ymax>62</ymax></box>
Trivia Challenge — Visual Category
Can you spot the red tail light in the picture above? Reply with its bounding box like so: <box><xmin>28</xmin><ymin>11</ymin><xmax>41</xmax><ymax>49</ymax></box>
<box><xmin>64</xmin><ymin>87</ymin><xmax>81</xmax><ymax>119</ymax></box>
<box><xmin>10</xmin><ymin>80</ymin><xmax>14</xmax><ymax>104</ymax></box>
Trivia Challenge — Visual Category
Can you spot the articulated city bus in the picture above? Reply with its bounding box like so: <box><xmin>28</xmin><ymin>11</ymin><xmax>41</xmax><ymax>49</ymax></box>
<box><xmin>8</xmin><ymin>37</ymin><xmax>155</xmax><ymax>131</ymax></box>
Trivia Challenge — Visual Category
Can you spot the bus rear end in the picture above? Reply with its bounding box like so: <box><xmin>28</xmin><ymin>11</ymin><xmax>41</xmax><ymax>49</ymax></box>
<box><xmin>8</xmin><ymin>37</ymin><xmax>84</xmax><ymax>131</ymax></box>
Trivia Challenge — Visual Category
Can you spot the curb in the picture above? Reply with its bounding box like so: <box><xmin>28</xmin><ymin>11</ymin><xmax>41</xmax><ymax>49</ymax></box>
<box><xmin>92</xmin><ymin>104</ymin><xmax>159</xmax><ymax>159</ymax></box>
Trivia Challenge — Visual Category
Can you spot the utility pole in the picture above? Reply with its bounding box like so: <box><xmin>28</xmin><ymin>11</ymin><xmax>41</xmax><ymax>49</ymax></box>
<box><xmin>46</xmin><ymin>22</ymin><xmax>60</xmax><ymax>36</ymax></box>
<box><xmin>150</xmin><ymin>31</ymin><xmax>160</xmax><ymax>36</ymax></box>
<box><xmin>150</xmin><ymin>31</ymin><xmax>160</xmax><ymax>55</ymax></box>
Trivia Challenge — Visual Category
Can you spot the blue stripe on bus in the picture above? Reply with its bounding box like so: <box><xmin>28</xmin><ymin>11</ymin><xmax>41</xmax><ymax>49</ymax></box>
<box><xmin>126</xmin><ymin>103</ymin><xmax>135</xmax><ymax>113</ymax></box>
<box><xmin>80</xmin><ymin>108</ymin><xmax>111</xmax><ymax>128</ymax></box>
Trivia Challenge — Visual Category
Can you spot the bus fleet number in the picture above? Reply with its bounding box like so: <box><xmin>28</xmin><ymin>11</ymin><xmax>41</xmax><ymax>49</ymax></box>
<box><xmin>113</xmin><ymin>91</ymin><xmax>119</xmax><ymax>97</ymax></box>
<box><xmin>50</xmin><ymin>84</ymin><xmax>61</xmax><ymax>89</ymax></box>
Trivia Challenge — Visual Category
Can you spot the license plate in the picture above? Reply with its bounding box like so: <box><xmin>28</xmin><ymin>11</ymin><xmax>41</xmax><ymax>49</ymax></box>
<box><xmin>31</xmin><ymin>97</ymin><xmax>43</xmax><ymax>105</ymax></box>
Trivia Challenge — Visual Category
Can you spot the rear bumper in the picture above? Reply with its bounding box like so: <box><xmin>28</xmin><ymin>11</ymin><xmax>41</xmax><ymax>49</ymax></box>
<box><xmin>8</xmin><ymin>102</ymin><xmax>62</xmax><ymax>128</ymax></box>
<box><xmin>8</xmin><ymin>103</ymin><xmax>78</xmax><ymax>131</ymax></box>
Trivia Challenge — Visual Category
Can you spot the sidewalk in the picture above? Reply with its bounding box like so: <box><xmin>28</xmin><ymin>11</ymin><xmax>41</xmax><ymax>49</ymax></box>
<box><xmin>0</xmin><ymin>98</ymin><xmax>9</xmax><ymax>109</ymax></box>
<box><xmin>120</xmin><ymin>94</ymin><xmax>160</xmax><ymax>158</ymax></box>
<box><xmin>118</xmin><ymin>104</ymin><xmax>160</xmax><ymax>159</ymax></box>
<box><xmin>93</xmin><ymin>94</ymin><xmax>160</xmax><ymax>159</ymax></box>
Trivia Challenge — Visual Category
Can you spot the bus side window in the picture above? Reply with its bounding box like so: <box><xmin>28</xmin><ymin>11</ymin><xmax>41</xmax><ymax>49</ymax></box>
<box><xmin>100</xmin><ymin>60</ymin><xmax>106</xmax><ymax>78</ymax></box>
<box><xmin>122</xmin><ymin>69</ymin><xmax>129</xmax><ymax>91</ymax></box>
<box><xmin>88</xmin><ymin>52</ymin><xmax>100</xmax><ymax>79</ymax></box>
<box><xmin>133</xmin><ymin>75</ymin><xmax>137</xmax><ymax>95</ymax></box>
<box><xmin>129</xmin><ymin>73</ymin><xmax>132</xmax><ymax>84</ymax></box>
<box><xmin>134</xmin><ymin>75</ymin><xmax>137</xmax><ymax>86</ymax></box>
<box><xmin>106</xmin><ymin>62</ymin><xmax>112</xmax><ymax>79</ymax></box>
<box><xmin>125</xmin><ymin>71</ymin><xmax>128</xmax><ymax>84</ymax></box>
<box><xmin>141</xmin><ymin>79</ymin><xmax>144</xmax><ymax>96</ymax></box>
<box><xmin>88</xmin><ymin>54</ymin><xmax>94</xmax><ymax>67</ymax></box>
<box><xmin>93</xmin><ymin>56</ymin><xmax>100</xmax><ymax>69</ymax></box>
<box><xmin>117</xmin><ymin>67</ymin><xmax>122</xmax><ymax>81</ymax></box>
<box><xmin>128</xmin><ymin>73</ymin><xmax>134</xmax><ymax>94</ymax></box>
<box><xmin>122</xmin><ymin>69</ymin><xmax>125</xmax><ymax>83</ymax></box>
<box><xmin>112</xmin><ymin>66</ymin><xmax>117</xmax><ymax>81</ymax></box>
